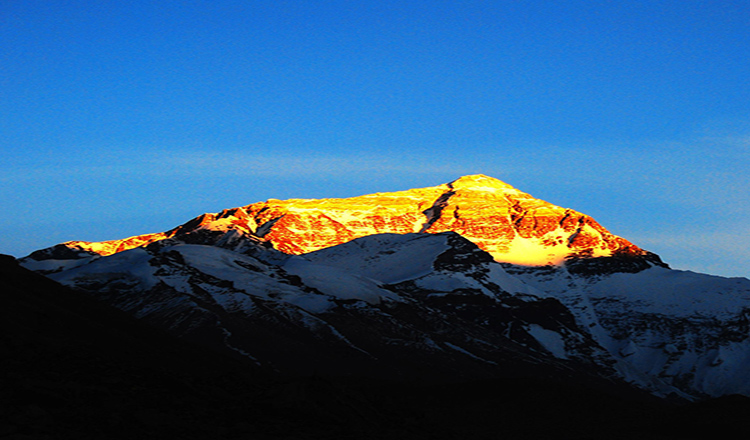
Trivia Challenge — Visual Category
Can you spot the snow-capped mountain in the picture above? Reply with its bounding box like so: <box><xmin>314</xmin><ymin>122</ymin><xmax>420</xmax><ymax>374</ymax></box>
<box><xmin>25</xmin><ymin>174</ymin><xmax>660</xmax><ymax>267</ymax></box>
<box><xmin>19</xmin><ymin>174</ymin><xmax>750</xmax><ymax>399</ymax></box>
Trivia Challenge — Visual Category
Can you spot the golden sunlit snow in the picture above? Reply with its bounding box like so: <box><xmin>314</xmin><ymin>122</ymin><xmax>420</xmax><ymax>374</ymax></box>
<box><xmin>63</xmin><ymin>175</ymin><xmax>648</xmax><ymax>266</ymax></box>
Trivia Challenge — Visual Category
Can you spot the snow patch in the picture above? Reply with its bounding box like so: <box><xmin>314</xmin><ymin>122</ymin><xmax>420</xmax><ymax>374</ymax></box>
<box><xmin>526</xmin><ymin>324</ymin><xmax>568</xmax><ymax>359</ymax></box>
<box><xmin>302</xmin><ymin>233</ymin><xmax>451</xmax><ymax>284</ymax></box>
<box><xmin>443</xmin><ymin>342</ymin><xmax>497</xmax><ymax>364</ymax></box>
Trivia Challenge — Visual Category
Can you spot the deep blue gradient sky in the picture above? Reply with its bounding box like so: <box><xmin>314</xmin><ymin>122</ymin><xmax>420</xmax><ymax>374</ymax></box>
<box><xmin>2</xmin><ymin>1</ymin><xmax>749</xmax><ymax>277</ymax></box>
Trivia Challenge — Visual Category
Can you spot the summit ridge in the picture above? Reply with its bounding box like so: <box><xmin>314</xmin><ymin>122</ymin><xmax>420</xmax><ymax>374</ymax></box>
<box><xmin>448</xmin><ymin>174</ymin><xmax>518</xmax><ymax>191</ymax></box>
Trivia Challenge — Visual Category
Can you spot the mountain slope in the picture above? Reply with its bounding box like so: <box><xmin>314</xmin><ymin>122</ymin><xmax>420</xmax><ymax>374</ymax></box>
<box><xmin>33</xmin><ymin>231</ymin><xmax>619</xmax><ymax>382</ymax></box>
<box><xmin>244</xmin><ymin>174</ymin><xmax>661</xmax><ymax>266</ymax></box>
<box><xmin>505</xmin><ymin>262</ymin><xmax>750</xmax><ymax>398</ymax></box>
<box><xmin>10</xmin><ymin>254</ymin><xmax>750</xmax><ymax>440</ymax></box>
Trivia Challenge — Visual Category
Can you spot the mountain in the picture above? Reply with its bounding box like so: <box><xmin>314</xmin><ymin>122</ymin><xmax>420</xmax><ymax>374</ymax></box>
<box><xmin>25</xmin><ymin>174</ymin><xmax>661</xmax><ymax>268</ymax></box>
<box><xmin>22</xmin><ymin>232</ymin><xmax>615</xmax><ymax>381</ymax></box>
<box><xmin>18</xmin><ymin>174</ymin><xmax>750</xmax><ymax>400</ymax></box>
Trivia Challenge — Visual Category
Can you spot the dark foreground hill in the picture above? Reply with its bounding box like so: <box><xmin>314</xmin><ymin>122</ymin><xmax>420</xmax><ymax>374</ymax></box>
<box><xmin>3</xmin><ymin>254</ymin><xmax>750</xmax><ymax>439</ymax></box>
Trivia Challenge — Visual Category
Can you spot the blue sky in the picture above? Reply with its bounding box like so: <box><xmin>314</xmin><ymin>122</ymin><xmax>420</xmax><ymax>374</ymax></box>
<box><xmin>2</xmin><ymin>1</ymin><xmax>749</xmax><ymax>277</ymax></box>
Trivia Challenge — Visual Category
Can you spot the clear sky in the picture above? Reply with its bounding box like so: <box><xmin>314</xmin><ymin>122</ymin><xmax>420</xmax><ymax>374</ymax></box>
<box><xmin>2</xmin><ymin>1</ymin><xmax>749</xmax><ymax>278</ymax></box>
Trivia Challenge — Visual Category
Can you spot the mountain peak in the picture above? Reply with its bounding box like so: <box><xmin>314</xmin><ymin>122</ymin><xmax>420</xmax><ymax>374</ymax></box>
<box><xmin>22</xmin><ymin>174</ymin><xmax>658</xmax><ymax>269</ymax></box>
<box><xmin>448</xmin><ymin>174</ymin><xmax>517</xmax><ymax>192</ymax></box>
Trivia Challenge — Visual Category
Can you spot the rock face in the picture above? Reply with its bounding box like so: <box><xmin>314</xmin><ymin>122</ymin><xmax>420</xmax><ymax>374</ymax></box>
<box><xmin>245</xmin><ymin>174</ymin><xmax>653</xmax><ymax>266</ymax></box>
<box><xmin>31</xmin><ymin>174</ymin><xmax>662</xmax><ymax>268</ymax></box>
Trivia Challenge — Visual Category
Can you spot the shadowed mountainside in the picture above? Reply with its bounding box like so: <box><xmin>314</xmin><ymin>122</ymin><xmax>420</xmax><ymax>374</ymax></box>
<box><xmin>4</xmin><ymin>254</ymin><xmax>750</xmax><ymax>439</ymax></box>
